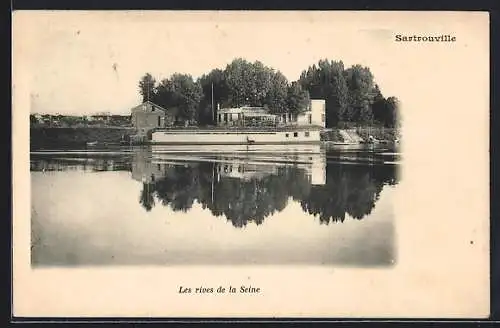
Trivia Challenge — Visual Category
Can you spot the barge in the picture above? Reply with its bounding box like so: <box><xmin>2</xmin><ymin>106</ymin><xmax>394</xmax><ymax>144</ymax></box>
<box><xmin>148</xmin><ymin>125</ymin><xmax>324</xmax><ymax>145</ymax></box>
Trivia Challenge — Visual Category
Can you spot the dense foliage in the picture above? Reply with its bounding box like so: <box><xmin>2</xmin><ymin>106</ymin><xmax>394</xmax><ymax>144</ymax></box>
<box><xmin>139</xmin><ymin>58</ymin><xmax>400</xmax><ymax>128</ymax></box>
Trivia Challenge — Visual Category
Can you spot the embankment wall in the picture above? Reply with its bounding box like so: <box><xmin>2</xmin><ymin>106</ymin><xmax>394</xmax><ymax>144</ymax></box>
<box><xmin>30</xmin><ymin>127</ymin><xmax>135</xmax><ymax>150</ymax></box>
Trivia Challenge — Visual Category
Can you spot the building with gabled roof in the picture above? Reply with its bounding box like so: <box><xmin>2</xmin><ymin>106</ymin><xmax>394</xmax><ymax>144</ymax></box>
<box><xmin>131</xmin><ymin>101</ymin><xmax>176</xmax><ymax>136</ymax></box>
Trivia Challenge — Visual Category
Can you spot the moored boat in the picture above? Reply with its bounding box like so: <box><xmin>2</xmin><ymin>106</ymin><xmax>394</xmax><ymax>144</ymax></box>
<box><xmin>86</xmin><ymin>141</ymin><xmax>98</xmax><ymax>147</ymax></box>
<box><xmin>149</xmin><ymin>125</ymin><xmax>324</xmax><ymax>145</ymax></box>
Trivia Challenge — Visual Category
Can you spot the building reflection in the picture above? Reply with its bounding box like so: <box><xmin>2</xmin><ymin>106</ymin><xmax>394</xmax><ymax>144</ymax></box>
<box><xmin>30</xmin><ymin>155</ymin><xmax>131</xmax><ymax>172</ymax></box>
<box><xmin>131</xmin><ymin>146</ymin><xmax>398</xmax><ymax>228</ymax></box>
<box><xmin>213</xmin><ymin>152</ymin><xmax>326</xmax><ymax>186</ymax></box>
<box><xmin>131</xmin><ymin>146</ymin><xmax>167</xmax><ymax>183</ymax></box>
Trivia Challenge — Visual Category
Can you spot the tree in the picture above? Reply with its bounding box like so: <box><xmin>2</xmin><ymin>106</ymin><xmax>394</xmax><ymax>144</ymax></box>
<box><xmin>385</xmin><ymin>96</ymin><xmax>400</xmax><ymax>127</ymax></box>
<box><xmin>224</xmin><ymin>58</ymin><xmax>251</xmax><ymax>107</ymax></box>
<box><xmin>265</xmin><ymin>70</ymin><xmax>289</xmax><ymax>114</ymax></box>
<box><xmin>251</xmin><ymin>61</ymin><xmax>273</xmax><ymax>106</ymax></box>
<box><xmin>344</xmin><ymin>65</ymin><xmax>376</xmax><ymax>123</ymax></box>
<box><xmin>138</xmin><ymin>73</ymin><xmax>157</xmax><ymax>103</ymax></box>
<box><xmin>139</xmin><ymin>182</ymin><xmax>155</xmax><ymax>212</ymax></box>
<box><xmin>155</xmin><ymin>74</ymin><xmax>203</xmax><ymax>124</ymax></box>
<box><xmin>286</xmin><ymin>82</ymin><xmax>310</xmax><ymax>115</ymax></box>
<box><xmin>371</xmin><ymin>86</ymin><xmax>401</xmax><ymax>128</ymax></box>
<box><xmin>30</xmin><ymin>114</ymin><xmax>38</xmax><ymax>125</ymax></box>
<box><xmin>198</xmin><ymin>68</ymin><xmax>229</xmax><ymax>125</ymax></box>
<box><xmin>223</xmin><ymin>58</ymin><xmax>279</xmax><ymax>108</ymax></box>
<box><xmin>298</xmin><ymin>60</ymin><xmax>348</xmax><ymax>127</ymax></box>
<box><xmin>371</xmin><ymin>84</ymin><xmax>386</xmax><ymax>125</ymax></box>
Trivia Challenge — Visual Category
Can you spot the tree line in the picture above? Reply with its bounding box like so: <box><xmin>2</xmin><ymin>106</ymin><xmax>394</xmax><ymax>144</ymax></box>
<box><xmin>139</xmin><ymin>58</ymin><xmax>400</xmax><ymax>128</ymax></box>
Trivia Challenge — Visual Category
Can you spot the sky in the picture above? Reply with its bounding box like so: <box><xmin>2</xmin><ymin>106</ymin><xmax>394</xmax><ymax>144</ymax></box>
<box><xmin>13</xmin><ymin>11</ymin><xmax>487</xmax><ymax>115</ymax></box>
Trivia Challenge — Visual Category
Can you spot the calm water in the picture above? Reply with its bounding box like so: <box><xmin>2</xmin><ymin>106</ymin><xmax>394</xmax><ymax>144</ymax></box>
<box><xmin>30</xmin><ymin>144</ymin><xmax>401</xmax><ymax>267</ymax></box>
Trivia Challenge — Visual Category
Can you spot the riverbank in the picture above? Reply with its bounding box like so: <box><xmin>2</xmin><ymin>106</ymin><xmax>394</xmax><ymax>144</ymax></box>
<box><xmin>30</xmin><ymin>126</ymin><xmax>400</xmax><ymax>149</ymax></box>
<box><xmin>320</xmin><ymin>127</ymin><xmax>400</xmax><ymax>143</ymax></box>
<box><xmin>30</xmin><ymin>127</ymin><xmax>135</xmax><ymax>150</ymax></box>
<box><xmin>355</xmin><ymin>127</ymin><xmax>401</xmax><ymax>142</ymax></box>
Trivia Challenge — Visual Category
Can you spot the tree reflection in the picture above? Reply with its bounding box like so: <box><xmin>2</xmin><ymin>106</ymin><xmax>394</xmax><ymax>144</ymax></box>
<box><xmin>300</xmin><ymin>164</ymin><xmax>396</xmax><ymax>224</ymax></box>
<box><xmin>153</xmin><ymin>165</ymin><xmax>199</xmax><ymax>212</ymax></box>
<box><xmin>207</xmin><ymin>166</ymin><xmax>311</xmax><ymax>227</ymax></box>
<box><xmin>139</xmin><ymin>182</ymin><xmax>155</xmax><ymax>212</ymax></box>
<box><xmin>138</xmin><ymin>154</ymin><xmax>398</xmax><ymax>228</ymax></box>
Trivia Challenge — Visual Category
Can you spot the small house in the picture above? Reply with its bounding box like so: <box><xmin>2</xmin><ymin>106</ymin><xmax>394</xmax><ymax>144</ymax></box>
<box><xmin>131</xmin><ymin>101</ymin><xmax>175</xmax><ymax>136</ymax></box>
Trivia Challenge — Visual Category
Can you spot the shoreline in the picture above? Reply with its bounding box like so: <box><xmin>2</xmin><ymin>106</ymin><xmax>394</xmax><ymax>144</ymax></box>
<box><xmin>30</xmin><ymin>126</ymin><xmax>400</xmax><ymax>150</ymax></box>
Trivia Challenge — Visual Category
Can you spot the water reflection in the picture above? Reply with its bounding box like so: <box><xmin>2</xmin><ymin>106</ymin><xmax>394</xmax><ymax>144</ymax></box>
<box><xmin>30</xmin><ymin>144</ymin><xmax>399</xmax><ymax>266</ymax></box>
<box><xmin>130</xmin><ymin>146</ymin><xmax>398</xmax><ymax>228</ymax></box>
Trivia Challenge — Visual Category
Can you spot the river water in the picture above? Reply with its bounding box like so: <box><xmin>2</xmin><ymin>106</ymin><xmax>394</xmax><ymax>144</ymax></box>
<box><xmin>30</xmin><ymin>144</ymin><xmax>401</xmax><ymax>267</ymax></box>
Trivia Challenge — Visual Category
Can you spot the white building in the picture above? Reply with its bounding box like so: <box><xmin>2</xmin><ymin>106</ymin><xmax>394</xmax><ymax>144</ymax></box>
<box><xmin>216</xmin><ymin>99</ymin><xmax>326</xmax><ymax>128</ymax></box>
<box><xmin>294</xmin><ymin>99</ymin><xmax>326</xmax><ymax>128</ymax></box>
<box><xmin>216</xmin><ymin>106</ymin><xmax>277</xmax><ymax>126</ymax></box>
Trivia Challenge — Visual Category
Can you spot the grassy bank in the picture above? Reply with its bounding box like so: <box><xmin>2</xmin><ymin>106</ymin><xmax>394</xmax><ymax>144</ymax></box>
<box><xmin>355</xmin><ymin>127</ymin><xmax>400</xmax><ymax>142</ymax></box>
<box><xmin>30</xmin><ymin>127</ymin><xmax>135</xmax><ymax>150</ymax></box>
<box><xmin>320</xmin><ymin>130</ymin><xmax>344</xmax><ymax>142</ymax></box>
<box><xmin>321</xmin><ymin>127</ymin><xmax>400</xmax><ymax>142</ymax></box>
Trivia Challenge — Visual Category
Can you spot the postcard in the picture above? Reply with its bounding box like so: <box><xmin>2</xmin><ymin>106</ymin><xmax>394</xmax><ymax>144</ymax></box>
<box><xmin>12</xmin><ymin>10</ymin><xmax>490</xmax><ymax>318</ymax></box>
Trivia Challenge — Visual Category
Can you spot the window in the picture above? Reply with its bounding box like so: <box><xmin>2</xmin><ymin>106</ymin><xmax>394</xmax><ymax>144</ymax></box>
<box><xmin>218</xmin><ymin>114</ymin><xmax>222</xmax><ymax>123</ymax></box>
<box><xmin>293</xmin><ymin>132</ymin><xmax>298</xmax><ymax>137</ymax></box>
<box><xmin>285</xmin><ymin>133</ymin><xmax>289</xmax><ymax>138</ymax></box>
<box><xmin>308</xmin><ymin>114</ymin><xmax>312</xmax><ymax>124</ymax></box>
<box><xmin>305</xmin><ymin>131</ymin><xmax>310</xmax><ymax>137</ymax></box>
<box><xmin>158</xmin><ymin>116</ymin><xmax>161</xmax><ymax>127</ymax></box>
<box><xmin>224</xmin><ymin>113</ymin><xmax>228</xmax><ymax>122</ymax></box>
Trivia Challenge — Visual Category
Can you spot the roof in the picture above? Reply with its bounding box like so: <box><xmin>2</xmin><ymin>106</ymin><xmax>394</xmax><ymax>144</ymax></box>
<box><xmin>243</xmin><ymin>112</ymin><xmax>277</xmax><ymax>118</ymax></box>
<box><xmin>132</xmin><ymin>101</ymin><xmax>168</xmax><ymax>112</ymax></box>
<box><xmin>218</xmin><ymin>106</ymin><xmax>268</xmax><ymax>114</ymax></box>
